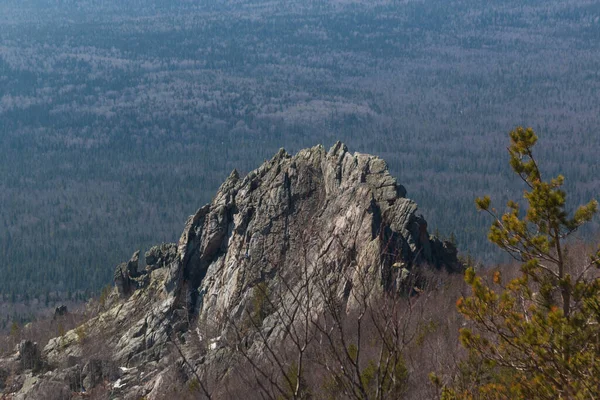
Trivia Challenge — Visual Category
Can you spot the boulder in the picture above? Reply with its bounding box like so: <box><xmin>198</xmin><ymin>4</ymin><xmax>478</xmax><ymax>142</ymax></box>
<box><xmin>145</xmin><ymin>243</ymin><xmax>177</xmax><ymax>271</ymax></box>
<box><xmin>53</xmin><ymin>305</ymin><xmax>68</xmax><ymax>318</ymax></box>
<box><xmin>82</xmin><ymin>359</ymin><xmax>120</xmax><ymax>390</ymax></box>
<box><xmin>17</xmin><ymin>341</ymin><xmax>44</xmax><ymax>372</ymax></box>
<box><xmin>24</xmin><ymin>380</ymin><xmax>71</xmax><ymax>400</ymax></box>
<box><xmin>114</xmin><ymin>250</ymin><xmax>142</xmax><ymax>297</ymax></box>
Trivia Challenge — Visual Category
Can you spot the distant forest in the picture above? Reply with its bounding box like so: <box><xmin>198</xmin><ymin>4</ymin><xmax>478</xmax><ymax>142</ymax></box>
<box><xmin>1</xmin><ymin>0</ymin><xmax>599</xmax><ymax>307</ymax></box>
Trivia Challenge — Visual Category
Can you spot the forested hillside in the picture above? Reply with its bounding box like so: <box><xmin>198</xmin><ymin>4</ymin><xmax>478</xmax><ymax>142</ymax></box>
<box><xmin>1</xmin><ymin>0</ymin><xmax>599</xmax><ymax>304</ymax></box>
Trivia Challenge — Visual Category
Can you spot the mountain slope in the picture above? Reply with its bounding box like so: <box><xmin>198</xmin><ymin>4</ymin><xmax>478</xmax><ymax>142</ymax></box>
<box><xmin>2</xmin><ymin>143</ymin><xmax>459</xmax><ymax>399</ymax></box>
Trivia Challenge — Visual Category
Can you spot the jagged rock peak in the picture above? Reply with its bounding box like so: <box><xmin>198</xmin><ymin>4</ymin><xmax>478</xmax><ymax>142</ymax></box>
<box><xmin>164</xmin><ymin>141</ymin><xmax>459</xmax><ymax>317</ymax></box>
<box><xmin>33</xmin><ymin>142</ymin><xmax>459</xmax><ymax>399</ymax></box>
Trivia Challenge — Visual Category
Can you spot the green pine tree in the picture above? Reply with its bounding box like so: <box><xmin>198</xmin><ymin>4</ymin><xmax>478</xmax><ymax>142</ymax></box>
<box><xmin>438</xmin><ymin>127</ymin><xmax>600</xmax><ymax>399</ymax></box>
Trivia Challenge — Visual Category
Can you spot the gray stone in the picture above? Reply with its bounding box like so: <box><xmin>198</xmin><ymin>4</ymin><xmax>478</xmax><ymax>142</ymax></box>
<box><xmin>54</xmin><ymin>364</ymin><xmax>83</xmax><ymax>392</ymax></box>
<box><xmin>30</xmin><ymin>143</ymin><xmax>459</xmax><ymax>399</ymax></box>
<box><xmin>18</xmin><ymin>341</ymin><xmax>43</xmax><ymax>372</ymax></box>
<box><xmin>24</xmin><ymin>380</ymin><xmax>71</xmax><ymax>400</ymax></box>
<box><xmin>82</xmin><ymin>359</ymin><xmax>118</xmax><ymax>390</ymax></box>
<box><xmin>145</xmin><ymin>243</ymin><xmax>177</xmax><ymax>271</ymax></box>
<box><xmin>114</xmin><ymin>250</ymin><xmax>142</xmax><ymax>297</ymax></box>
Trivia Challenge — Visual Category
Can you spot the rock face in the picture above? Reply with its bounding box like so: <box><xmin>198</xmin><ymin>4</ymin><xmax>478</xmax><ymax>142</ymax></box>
<box><xmin>3</xmin><ymin>143</ymin><xmax>458</xmax><ymax>398</ymax></box>
<box><xmin>167</xmin><ymin>142</ymin><xmax>459</xmax><ymax>325</ymax></box>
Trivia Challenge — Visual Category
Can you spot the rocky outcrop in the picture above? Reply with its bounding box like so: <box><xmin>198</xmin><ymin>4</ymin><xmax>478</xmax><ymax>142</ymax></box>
<box><xmin>170</xmin><ymin>142</ymin><xmax>459</xmax><ymax>326</ymax></box>
<box><xmin>3</xmin><ymin>143</ymin><xmax>459</xmax><ymax>398</ymax></box>
<box><xmin>18</xmin><ymin>341</ymin><xmax>44</xmax><ymax>373</ymax></box>
<box><xmin>114</xmin><ymin>250</ymin><xmax>152</xmax><ymax>298</ymax></box>
<box><xmin>145</xmin><ymin>243</ymin><xmax>178</xmax><ymax>272</ymax></box>
<box><xmin>53</xmin><ymin>306</ymin><xmax>68</xmax><ymax>319</ymax></box>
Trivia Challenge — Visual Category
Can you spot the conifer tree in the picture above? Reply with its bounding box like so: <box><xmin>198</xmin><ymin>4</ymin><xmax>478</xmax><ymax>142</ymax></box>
<box><xmin>439</xmin><ymin>127</ymin><xmax>600</xmax><ymax>399</ymax></box>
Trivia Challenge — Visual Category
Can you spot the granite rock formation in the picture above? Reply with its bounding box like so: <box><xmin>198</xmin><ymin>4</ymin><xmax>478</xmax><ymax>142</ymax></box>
<box><xmin>1</xmin><ymin>143</ymin><xmax>459</xmax><ymax>398</ymax></box>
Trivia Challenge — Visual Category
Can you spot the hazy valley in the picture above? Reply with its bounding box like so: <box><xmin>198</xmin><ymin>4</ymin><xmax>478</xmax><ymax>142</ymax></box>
<box><xmin>1</xmin><ymin>1</ymin><xmax>600</xmax><ymax>398</ymax></box>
